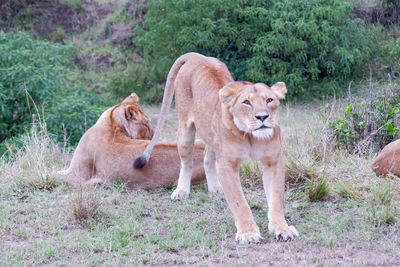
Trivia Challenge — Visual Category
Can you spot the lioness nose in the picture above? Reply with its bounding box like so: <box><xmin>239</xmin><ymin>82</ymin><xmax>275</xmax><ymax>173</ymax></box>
<box><xmin>255</xmin><ymin>115</ymin><xmax>268</xmax><ymax>122</ymax></box>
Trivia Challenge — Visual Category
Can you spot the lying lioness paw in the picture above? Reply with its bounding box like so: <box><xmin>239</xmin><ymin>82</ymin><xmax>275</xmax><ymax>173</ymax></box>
<box><xmin>134</xmin><ymin>53</ymin><xmax>298</xmax><ymax>244</ymax></box>
<box><xmin>57</xmin><ymin>93</ymin><xmax>206</xmax><ymax>189</ymax></box>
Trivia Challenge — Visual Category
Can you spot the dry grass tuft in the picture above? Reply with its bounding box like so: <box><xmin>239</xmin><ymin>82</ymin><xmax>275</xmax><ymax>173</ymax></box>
<box><xmin>1</xmin><ymin>121</ymin><xmax>68</xmax><ymax>191</ymax></box>
<box><xmin>69</xmin><ymin>186</ymin><xmax>103</xmax><ymax>223</ymax></box>
<box><xmin>285</xmin><ymin>158</ymin><xmax>318</xmax><ymax>187</ymax></box>
<box><xmin>335</xmin><ymin>182</ymin><xmax>366</xmax><ymax>200</ymax></box>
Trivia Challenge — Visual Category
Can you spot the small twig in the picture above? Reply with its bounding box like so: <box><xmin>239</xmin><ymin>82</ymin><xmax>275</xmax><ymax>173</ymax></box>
<box><xmin>388</xmin><ymin>73</ymin><xmax>393</xmax><ymax>97</ymax></box>
<box><xmin>347</xmin><ymin>81</ymin><xmax>353</xmax><ymax>105</ymax></box>
<box><xmin>369</xmin><ymin>67</ymin><xmax>373</xmax><ymax>100</ymax></box>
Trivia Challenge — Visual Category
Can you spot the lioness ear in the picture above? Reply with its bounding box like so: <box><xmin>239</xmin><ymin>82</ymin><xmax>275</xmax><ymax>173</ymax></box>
<box><xmin>129</xmin><ymin>93</ymin><xmax>139</xmax><ymax>103</ymax></box>
<box><xmin>219</xmin><ymin>85</ymin><xmax>238</xmax><ymax>104</ymax></box>
<box><xmin>270</xmin><ymin>82</ymin><xmax>287</xmax><ymax>100</ymax></box>
<box><xmin>125</xmin><ymin>105</ymin><xmax>136</xmax><ymax>120</ymax></box>
<box><xmin>122</xmin><ymin>93</ymin><xmax>139</xmax><ymax>104</ymax></box>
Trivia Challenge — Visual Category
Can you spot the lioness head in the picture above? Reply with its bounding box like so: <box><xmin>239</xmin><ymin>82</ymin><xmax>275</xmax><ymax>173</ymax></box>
<box><xmin>219</xmin><ymin>81</ymin><xmax>287</xmax><ymax>139</ymax></box>
<box><xmin>110</xmin><ymin>93</ymin><xmax>154</xmax><ymax>140</ymax></box>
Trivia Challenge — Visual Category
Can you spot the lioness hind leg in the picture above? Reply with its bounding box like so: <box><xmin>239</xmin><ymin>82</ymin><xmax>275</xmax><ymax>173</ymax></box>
<box><xmin>204</xmin><ymin>146</ymin><xmax>223</xmax><ymax>194</ymax></box>
<box><xmin>171</xmin><ymin>121</ymin><xmax>196</xmax><ymax>200</ymax></box>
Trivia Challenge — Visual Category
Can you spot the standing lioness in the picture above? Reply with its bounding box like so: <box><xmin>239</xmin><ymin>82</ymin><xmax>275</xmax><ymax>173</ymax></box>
<box><xmin>134</xmin><ymin>52</ymin><xmax>298</xmax><ymax>244</ymax></box>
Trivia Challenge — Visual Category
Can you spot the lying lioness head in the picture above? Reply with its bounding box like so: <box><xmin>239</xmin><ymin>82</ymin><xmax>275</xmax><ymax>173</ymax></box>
<box><xmin>103</xmin><ymin>93</ymin><xmax>154</xmax><ymax>140</ymax></box>
<box><xmin>57</xmin><ymin>92</ymin><xmax>205</xmax><ymax>189</ymax></box>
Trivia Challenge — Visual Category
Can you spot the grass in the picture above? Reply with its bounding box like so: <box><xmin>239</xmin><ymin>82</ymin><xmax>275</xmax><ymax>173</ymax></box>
<box><xmin>69</xmin><ymin>186</ymin><xmax>103</xmax><ymax>223</ymax></box>
<box><xmin>308</xmin><ymin>178</ymin><xmax>330</xmax><ymax>202</ymax></box>
<box><xmin>1</xmin><ymin>92</ymin><xmax>400</xmax><ymax>265</ymax></box>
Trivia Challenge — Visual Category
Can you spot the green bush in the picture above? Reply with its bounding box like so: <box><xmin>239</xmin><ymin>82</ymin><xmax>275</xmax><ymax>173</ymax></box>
<box><xmin>0</xmin><ymin>32</ymin><xmax>71</xmax><ymax>142</ymax></box>
<box><xmin>323</xmin><ymin>82</ymin><xmax>400</xmax><ymax>154</ymax></box>
<box><xmin>0</xmin><ymin>33</ymin><xmax>108</xmax><ymax>149</ymax></box>
<box><xmin>134</xmin><ymin>0</ymin><xmax>374</xmax><ymax>100</ymax></box>
<box><xmin>379</xmin><ymin>38</ymin><xmax>400</xmax><ymax>78</ymax></box>
<box><xmin>108</xmin><ymin>62</ymin><xmax>163</xmax><ymax>103</ymax></box>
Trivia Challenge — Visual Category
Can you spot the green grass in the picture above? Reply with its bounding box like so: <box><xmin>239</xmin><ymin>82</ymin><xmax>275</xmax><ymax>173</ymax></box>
<box><xmin>308</xmin><ymin>178</ymin><xmax>330</xmax><ymax>202</ymax></box>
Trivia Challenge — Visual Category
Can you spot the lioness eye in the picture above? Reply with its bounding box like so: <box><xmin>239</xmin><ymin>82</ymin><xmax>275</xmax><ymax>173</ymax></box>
<box><xmin>243</xmin><ymin>100</ymin><xmax>251</xmax><ymax>105</ymax></box>
<box><xmin>266</xmin><ymin>98</ymin><xmax>273</xmax><ymax>104</ymax></box>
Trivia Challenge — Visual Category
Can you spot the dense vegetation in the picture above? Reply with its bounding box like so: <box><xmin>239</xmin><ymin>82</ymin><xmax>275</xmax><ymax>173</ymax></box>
<box><xmin>134</xmin><ymin>0</ymin><xmax>399</xmax><ymax>100</ymax></box>
<box><xmin>0</xmin><ymin>33</ymin><xmax>108</xmax><ymax>152</ymax></box>
<box><xmin>0</xmin><ymin>33</ymin><xmax>68</xmax><ymax>142</ymax></box>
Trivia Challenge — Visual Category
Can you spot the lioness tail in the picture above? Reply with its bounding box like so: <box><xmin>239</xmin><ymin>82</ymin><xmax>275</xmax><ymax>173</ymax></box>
<box><xmin>133</xmin><ymin>53</ymin><xmax>190</xmax><ymax>169</ymax></box>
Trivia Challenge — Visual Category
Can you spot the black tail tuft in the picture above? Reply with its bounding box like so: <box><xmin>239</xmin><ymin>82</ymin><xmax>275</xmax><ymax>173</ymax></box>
<box><xmin>133</xmin><ymin>155</ymin><xmax>147</xmax><ymax>169</ymax></box>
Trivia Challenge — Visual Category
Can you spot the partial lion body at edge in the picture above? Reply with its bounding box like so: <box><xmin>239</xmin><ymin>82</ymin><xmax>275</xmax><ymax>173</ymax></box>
<box><xmin>372</xmin><ymin>139</ymin><xmax>400</xmax><ymax>177</ymax></box>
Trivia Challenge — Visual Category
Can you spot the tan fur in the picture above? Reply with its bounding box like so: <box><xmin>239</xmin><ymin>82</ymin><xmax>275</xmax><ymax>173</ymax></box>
<box><xmin>372</xmin><ymin>139</ymin><xmax>400</xmax><ymax>177</ymax></box>
<box><xmin>137</xmin><ymin>53</ymin><xmax>298</xmax><ymax>243</ymax></box>
<box><xmin>57</xmin><ymin>93</ymin><xmax>205</xmax><ymax>189</ymax></box>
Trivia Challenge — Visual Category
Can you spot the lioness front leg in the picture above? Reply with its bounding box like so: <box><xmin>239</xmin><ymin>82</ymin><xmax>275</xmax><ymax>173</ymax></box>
<box><xmin>262</xmin><ymin>157</ymin><xmax>298</xmax><ymax>241</ymax></box>
<box><xmin>217</xmin><ymin>157</ymin><xmax>262</xmax><ymax>244</ymax></box>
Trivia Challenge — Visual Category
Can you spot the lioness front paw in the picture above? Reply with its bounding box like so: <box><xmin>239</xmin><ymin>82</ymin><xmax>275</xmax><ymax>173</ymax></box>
<box><xmin>235</xmin><ymin>229</ymin><xmax>263</xmax><ymax>244</ymax></box>
<box><xmin>170</xmin><ymin>189</ymin><xmax>190</xmax><ymax>200</ymax></box>
<box><xmin>269</xmin><ymin>224</ymin><xmax>299</xmax><ymax>242</ymax></box>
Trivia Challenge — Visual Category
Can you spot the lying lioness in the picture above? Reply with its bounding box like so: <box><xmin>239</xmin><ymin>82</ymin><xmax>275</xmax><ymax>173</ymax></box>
<box><xmin>134</xmin><ymin>53</ymin><xmax>298</xmax><ymax>243</ymax></box>
<box><xmin>57</xmin><ymin>93</ymin><xmax>205</xmax><ymax>188</ymax></box>
<box><xmin>372</xmin><ymin>139</ymin><xmax>400</xmax><ymax>177</ymax></box>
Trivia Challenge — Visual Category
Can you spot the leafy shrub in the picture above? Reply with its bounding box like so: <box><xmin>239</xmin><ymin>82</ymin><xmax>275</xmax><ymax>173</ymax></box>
<box><xmin>108</xmin><ymin>62</ymin><xmax>163</xmax><ymax>103</ymax></box>
<box><xmin>0</xmin><ymin>32</ymin><xmax>71</xmax><ymax>142</ymax></box>
<box><xmin>378</xmin><ymin>38</ymin><xmax>400</xmax><ymax>78</ymax></box>
<box><xmin>0</xmin><ymin>33</ymin><xmax>109</xmax><ymax>148</ymax></box>
<box><xmin>134</xmin><ymin>0</ymin><xmax>374</xmax><ymax>100</ymax></box>
<box><xmin>323</xmin><ymin>82</ymin><xmax>400</xmax><ymax>154</ymax></box>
